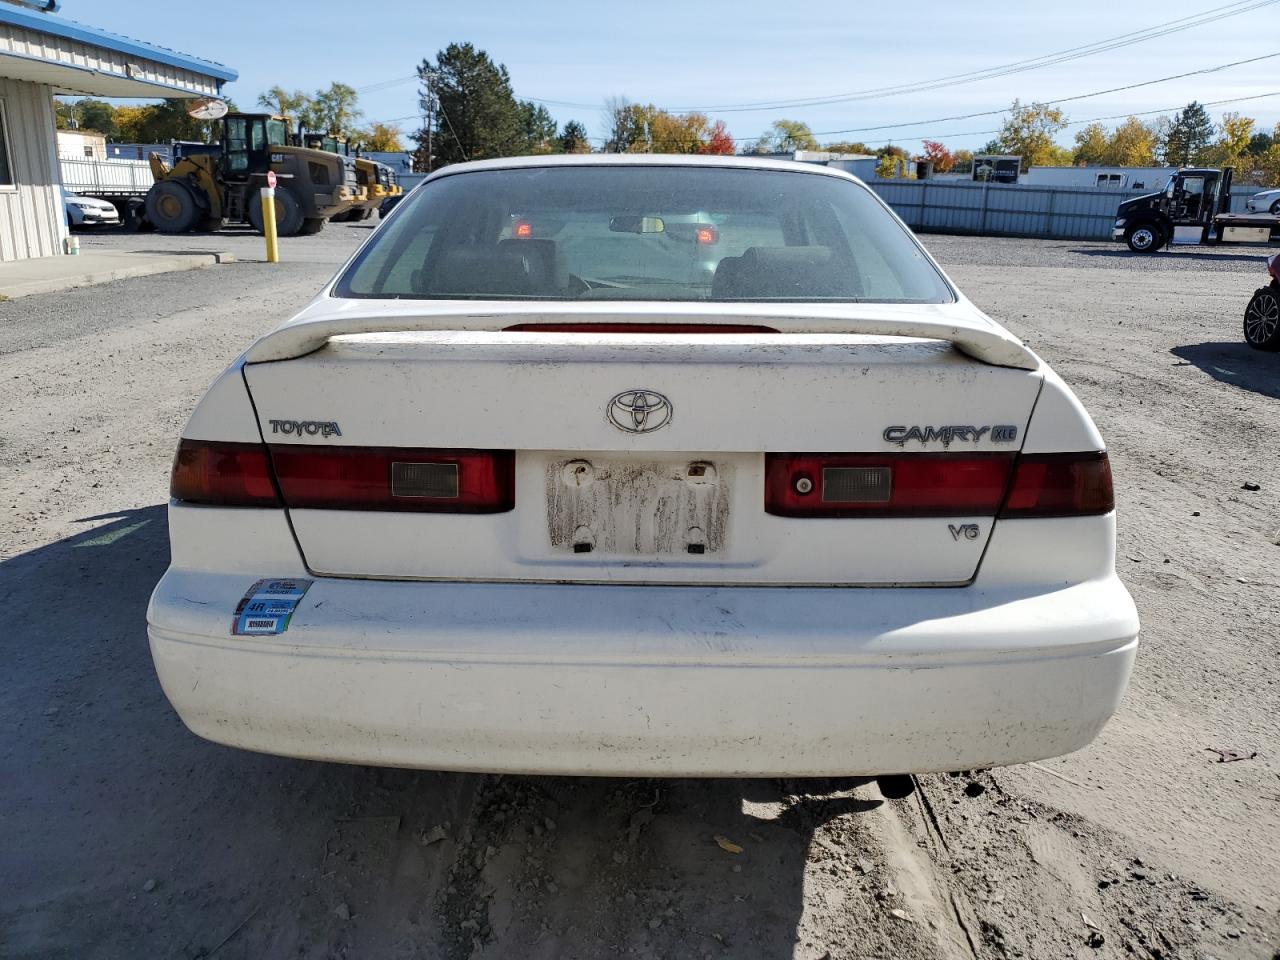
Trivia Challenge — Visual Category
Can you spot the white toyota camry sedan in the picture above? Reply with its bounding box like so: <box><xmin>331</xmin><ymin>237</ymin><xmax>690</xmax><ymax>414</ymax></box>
<box><xmin>147</xmin><ymin>155</ymin><xmax>1139</xmax><ymax>778</ymax></box>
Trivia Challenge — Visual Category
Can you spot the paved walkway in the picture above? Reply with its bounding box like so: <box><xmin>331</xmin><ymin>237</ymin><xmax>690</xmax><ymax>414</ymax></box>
<box><xmin>0</xmin><ymin>249</ymin><xmax>233</xmax><ymax>299</ymax></box>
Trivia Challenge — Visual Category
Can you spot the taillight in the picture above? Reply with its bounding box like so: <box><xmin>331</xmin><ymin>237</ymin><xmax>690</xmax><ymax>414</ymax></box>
<box><xmin>765</xmin><ymin>451</ymin><xmax>1114</xmax><ymax>519</ymax></box>
<box><xmin>999</xmin><ymin>452</ymin><xmax>1114</xmax><ymax>517</ymax></box>
<box><xmin>170</xmin><ymin>439</ymin><xmax>279</xmax><ymax>507</ymax></box>
<box><xmin>269</xmin><ymin>447</ymin><xmax>514</xmax><ymax>513</ymax></box>
<box><xmin>765</xmin><ymin>453</ymin><xmax>1014</xmax><ymax>517</ymax></box>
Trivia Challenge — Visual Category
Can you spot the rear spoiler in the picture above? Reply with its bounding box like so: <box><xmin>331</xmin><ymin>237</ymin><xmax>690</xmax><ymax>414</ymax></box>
<box><xmin>243</xmin><ymin>303</ymin><xmax>1041</xmax><ymax>370</ymax></box>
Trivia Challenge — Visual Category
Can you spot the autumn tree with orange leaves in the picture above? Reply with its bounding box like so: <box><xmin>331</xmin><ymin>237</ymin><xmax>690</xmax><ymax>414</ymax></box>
<box><xmin>920</xmin><ymin>140</ymin><xmax>956</xmax><ymax>173</ymax></box>
<box><xmin>699</xmin><ymin>119</ymin><xmax>735</xmax><ymax>155</ymax></box>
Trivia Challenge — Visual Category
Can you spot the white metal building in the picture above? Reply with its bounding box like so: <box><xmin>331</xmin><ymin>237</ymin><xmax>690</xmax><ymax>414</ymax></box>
<box><xmin>55</xmin><ymin>128</ymin><xmax>105</xmax><ymax>159</ymax></box>
<box><xmin>0</xmin><ymin>3</ymin><xmax>236</xmax><ymax>261</ymax></box>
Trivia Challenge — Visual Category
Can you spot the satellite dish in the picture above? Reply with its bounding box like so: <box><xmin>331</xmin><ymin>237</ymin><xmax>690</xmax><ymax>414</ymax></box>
<box><xmin>187</xmin><ymin>99</ymin><xmax>229</xmax><ymax>121</ymax></box>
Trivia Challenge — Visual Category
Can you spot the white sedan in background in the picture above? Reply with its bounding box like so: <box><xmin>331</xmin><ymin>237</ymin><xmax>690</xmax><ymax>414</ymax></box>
<box><xmin>147</xmin><ymin>155</ymin><xmax>1139</xmax><ymax>787</ymax></box>
<box><xmin>1245</xmin><ymin>187</ymin><xmax>1280</xmax><ymax>215</ymax></box>
<box><xmin>63</xmin><ymin>190</ymin><xmax>120</xmax><ymax>228</ymax></box>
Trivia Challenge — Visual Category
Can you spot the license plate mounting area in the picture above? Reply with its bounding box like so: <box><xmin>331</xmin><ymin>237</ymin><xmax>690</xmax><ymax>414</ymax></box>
<box><xmin>545</xmin><ymin>458</ymin><xmax>730</xmax><ymax>556</ymax></box>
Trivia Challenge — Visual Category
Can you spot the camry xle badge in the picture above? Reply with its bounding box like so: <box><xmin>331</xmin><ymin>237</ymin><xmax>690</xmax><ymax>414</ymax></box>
<box><xmin>883</xmin><ymin>424</ymin><xmax>1018</xmax><ymax>445</ymax></box>
<box><xmin>268</xmin><ymin>419</ymin><xmax>343</xmax><ymax>438</ymax></box>
<box><xmin>607</xmin><ymin>390</ymin><xmax>672</xmax><ymax>434</ymax></box>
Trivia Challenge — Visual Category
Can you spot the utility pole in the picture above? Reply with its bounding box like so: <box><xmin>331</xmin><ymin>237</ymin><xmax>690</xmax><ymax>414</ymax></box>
<box><xmin>420</xmin><ymin>69</ymin><xmax>436</xmax><ymax>174</ymax></box>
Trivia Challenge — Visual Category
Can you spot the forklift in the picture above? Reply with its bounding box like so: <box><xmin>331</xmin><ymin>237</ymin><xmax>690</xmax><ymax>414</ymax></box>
<box><xmin>143</xmin><ymin>114</ymin><xmax>359</xmax><ymax>236</ymax></box>
<box><xmin>1114</xmin><ymin>167</ymin><xmax>1280</xmax><ymax>252</ymax></box>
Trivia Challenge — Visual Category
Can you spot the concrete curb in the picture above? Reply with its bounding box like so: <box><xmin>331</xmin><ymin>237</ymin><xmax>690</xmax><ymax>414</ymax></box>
<box><xmin>0</xmin><ymin>252</ymin><xmax>230</xmax><ymax>300</ymax></box>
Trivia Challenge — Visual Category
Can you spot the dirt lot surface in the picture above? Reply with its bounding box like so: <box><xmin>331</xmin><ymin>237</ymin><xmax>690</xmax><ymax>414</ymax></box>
<box><xmin>2</xmin><ymin>226</ymin><xmax>1278</xmax><ymax>960</ymax></box>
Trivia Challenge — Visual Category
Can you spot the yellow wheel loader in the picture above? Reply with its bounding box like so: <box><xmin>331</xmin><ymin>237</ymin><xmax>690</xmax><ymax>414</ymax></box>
<box><xmin>143</xmin><ymin>114</ymin><xmax>359</xmax><ymax>236</ymax></box>
<box><xmin>341</xmin><ymin>156</ymin><xmax>385</xmax><ymax>221</ymax></box>
<box><xmin>300</xmin><ymin>133</ymin><xmax>385</xmax><ymax>223</ymax></box>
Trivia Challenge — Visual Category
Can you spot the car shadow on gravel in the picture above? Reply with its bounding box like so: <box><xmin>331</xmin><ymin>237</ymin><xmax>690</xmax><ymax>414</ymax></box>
<box><xmin>1171</xmin><ymin>341</ymin><xmax>1280</xmax><ymax>400</ymax></box>
<box><xmin>1</xmin><ymin>506</ymin><xmax>897</xmax><ymax>960</ymax></box>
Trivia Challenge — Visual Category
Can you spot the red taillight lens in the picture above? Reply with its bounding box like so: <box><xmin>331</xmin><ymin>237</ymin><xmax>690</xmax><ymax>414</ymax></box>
<box><xmin>765</xmin><ymin>453</ymin><xmax>1015</xmax><ymax>517</ymax></box>
<box><xmin>999</xmin><ymin>452</ymin><xmax>1114</xmax><ymax>517</ymax></box>
<box><xmin>170</xmin><ymin>439</ymin><xmax>279</xmax><ymax>507</ymax></box>
<box><xmin>269</xmin><ymin>447</ymin><xmax>515</xmax><ymax>513</ymax></box>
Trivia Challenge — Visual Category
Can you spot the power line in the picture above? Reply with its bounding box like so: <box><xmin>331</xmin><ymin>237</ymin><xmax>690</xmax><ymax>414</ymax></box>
<box><xmin>803</xmin><ymin>50</ymin><xmax>1280</xmax><ymax>138</ymax></box>
<box><xmin>355</xmin><ymin>0</ymin><xmax>1276</xmax><ymax>116</ymax></box>
<box><xmin>367</xmin><ymin>45</ymin><xmax>1280</xmax><ymax>142</ymax></box>
<box><xmin>436</xmin><ymin>99</ymin><xmax>467</xmax><ymax>162</ymax></box>
<box><xmin>357</xmin><ymin>75</ymin><xmax>419</xmax><ymax>95</ymax></box>
<box><xmin>359</xmin><ymin>75</ymin><xmax>601</xmax><ymax>113</ymax></box>
<box><xmin>377</xmin><ymin>86</ymin><xmax>1280</xmax><ymax>145</ymax></box>
<box><xmin>580</xmin><ymin>90</ymin><xmax>1280</xmax><ymax>149</ymax></box>
<box><xmin>667</xmin><ymin>0</ymin><xmax>1280</xmax><ymax>113</ymax></box>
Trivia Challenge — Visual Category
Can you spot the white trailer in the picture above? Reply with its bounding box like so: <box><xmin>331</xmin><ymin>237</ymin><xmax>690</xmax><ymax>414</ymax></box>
<box><xmin>1026</xmin><ymin>166</ymin><xmax>1176</xmax><ymax>191</ymax></box>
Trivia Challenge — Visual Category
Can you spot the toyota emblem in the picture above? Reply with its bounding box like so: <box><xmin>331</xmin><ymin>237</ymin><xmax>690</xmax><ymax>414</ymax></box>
<box><xmin>606</xmin><ymin>390</ymin><xmax>672</xmax><ymax>434</ymax></box>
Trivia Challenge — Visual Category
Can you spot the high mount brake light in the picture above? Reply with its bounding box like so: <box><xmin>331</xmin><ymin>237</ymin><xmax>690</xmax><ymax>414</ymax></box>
<box><xmin>170</xmin><ymin>440</ymin><xmax>514</xmax><ymax>513</ymax></box>
<box><xmin>765</xmin><ymin>451</ymin><xmax>1114</xmax><ymax>519</ymax></box>
<box><xmin>998</xmin><ymin>452</ymin><xmax>1114</xmax><ymax>518</ymax></box>
<box><xmin>504</xmin><ymin>323</ymin><xmax>779</xmax><ymax>334</ymax></box>
<box><xmin>170</xmin><ymin>440</ymin><xmax>279</xmax><ymax>507</ymax></box>
<box><xmin>269</xmin><ymin>447</ymin><xmax>515</xmax><ymax>513</ymax></box>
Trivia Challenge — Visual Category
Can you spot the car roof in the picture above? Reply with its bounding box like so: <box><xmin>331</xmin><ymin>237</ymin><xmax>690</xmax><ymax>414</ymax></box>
<box><xmin>425</xmin><ymin>153</ymin><xmax>861</xmax><ymax>184</ymax></box>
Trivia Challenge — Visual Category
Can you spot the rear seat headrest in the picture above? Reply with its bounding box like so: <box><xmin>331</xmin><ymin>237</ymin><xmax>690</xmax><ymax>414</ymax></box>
<box><xmin>712</xmin><ymin>246</ymin><xmax>859</xmax><ymax>299</ymax></box>
<box><xmin>424</xmin><ymin>240</ymin><xmax>566</xmax><ymax>296</ymax></box>
<box><xmin>498</xmin><ymin>239</ymin><xmax>569</xmax><ymax>290</ymax></box>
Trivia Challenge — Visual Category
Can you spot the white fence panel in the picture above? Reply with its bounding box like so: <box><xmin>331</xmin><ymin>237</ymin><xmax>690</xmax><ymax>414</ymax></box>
<box><xmin>60</xmin><ymin>157</ymin><xmax>152</xmax><ymax>195</ymax></box>
<box><xmin>868</xmin><ymin>179</ymin><xmax>1272</xmax><ymax>240</ymax></box>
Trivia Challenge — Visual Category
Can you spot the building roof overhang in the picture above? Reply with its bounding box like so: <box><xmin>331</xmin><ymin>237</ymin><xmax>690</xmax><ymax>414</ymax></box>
<box><xmin>0</xmin><ymin>5</ymin><xmax>236</xmax><ymax>98</ymax></box>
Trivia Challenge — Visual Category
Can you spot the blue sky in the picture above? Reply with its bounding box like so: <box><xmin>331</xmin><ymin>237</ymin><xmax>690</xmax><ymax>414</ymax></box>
<box><xmin>79</xmin><ymin>0</ymin><xmax>1280</xmax><ymax>151</ymax></box>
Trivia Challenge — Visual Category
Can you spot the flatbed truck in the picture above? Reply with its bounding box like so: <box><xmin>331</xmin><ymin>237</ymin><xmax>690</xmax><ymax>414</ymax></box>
<box><xmin>1114</xmin><ymin>167</ymin><xmax>1280</xmax><ymax>252</ymax></box>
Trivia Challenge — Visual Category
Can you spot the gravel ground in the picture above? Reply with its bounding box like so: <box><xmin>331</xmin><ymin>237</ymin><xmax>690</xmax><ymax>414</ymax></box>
<box><xmin>923</xmin><ymin>234</ymin><xmax>1276</xmax><ymax>275</ymax></box>
<box><xmin>1</xmin><ymin>224</ymin><xmax>1278</xmax><ymax>960</ymax></box>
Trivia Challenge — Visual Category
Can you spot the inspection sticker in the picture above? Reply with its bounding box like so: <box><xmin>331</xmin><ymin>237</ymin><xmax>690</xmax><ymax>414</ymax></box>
<box><xmin>231</xmin><ymin>578</ymin><xmax>313</xmax><ymax>636</ymax></box>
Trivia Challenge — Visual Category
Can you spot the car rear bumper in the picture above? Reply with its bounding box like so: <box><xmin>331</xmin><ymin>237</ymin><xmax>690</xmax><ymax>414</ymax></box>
<box><xmin>148</xmin><ymin>569</ymin><xmax>1139</xmax><ymax>776</ymax></box>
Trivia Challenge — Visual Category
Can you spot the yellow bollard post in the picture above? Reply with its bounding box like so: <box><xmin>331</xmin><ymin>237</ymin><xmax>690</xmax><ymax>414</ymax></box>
<box><xmin>260</xmin><ymin>185</ymin><xmax>279</xmax><ymax>263</ymax></box>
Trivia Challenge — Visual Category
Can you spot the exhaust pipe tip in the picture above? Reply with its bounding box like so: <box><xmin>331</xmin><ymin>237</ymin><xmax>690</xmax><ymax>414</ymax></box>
<box><xmin>876</xmin><ymin>774</ymin><xmax>916</xmax><ymax>800</ymax></box>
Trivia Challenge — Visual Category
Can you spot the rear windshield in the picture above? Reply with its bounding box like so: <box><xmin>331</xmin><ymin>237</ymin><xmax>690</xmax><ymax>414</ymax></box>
<box><xmin>334</xmin><ymin>165</ymin><xmax>952</xmax><ymax>303</ymax></box>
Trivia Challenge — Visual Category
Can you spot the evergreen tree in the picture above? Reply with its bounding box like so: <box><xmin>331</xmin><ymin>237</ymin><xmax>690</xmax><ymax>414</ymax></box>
<box><xmin>519</xmin><ymin>101</ymin><xmax>559</xmax><ymax>153</ymax></box>
<box><xmin>414</xmin><ymin>43</ymin><xmax>525</xmax><ymax>167</ymax></box>
<box><xmin>559</xmin><ymin>120</ymin><xmax>590</xmax><ymax>154</ymax></box>
<box><xmin>1164</xmin><ymin>101</ymin><xmax>1213</xmax><ymax>166</ymax></box>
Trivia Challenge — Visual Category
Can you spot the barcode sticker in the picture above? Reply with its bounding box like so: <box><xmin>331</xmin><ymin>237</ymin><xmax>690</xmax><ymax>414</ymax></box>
<box><xmin>231</xmin><ymin>578</ymin><xmax>313</xmax><ymax>636</ymax></box>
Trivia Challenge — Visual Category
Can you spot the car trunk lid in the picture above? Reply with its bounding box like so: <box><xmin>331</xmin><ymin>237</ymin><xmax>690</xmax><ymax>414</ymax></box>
<box><xmin>241</xmin><ymin>309</ymin><xmax>1042</xmax><ymax>586</ymax></box>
